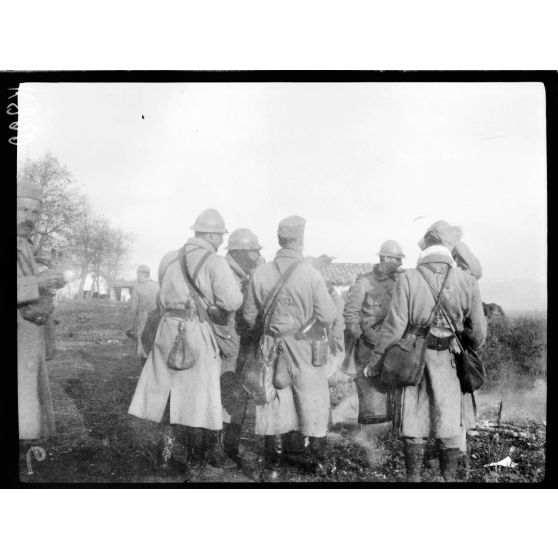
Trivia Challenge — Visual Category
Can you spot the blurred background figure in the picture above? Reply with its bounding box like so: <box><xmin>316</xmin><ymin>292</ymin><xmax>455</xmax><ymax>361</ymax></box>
<box><xmin>126</xmin><ymin>264</ymin><xmax>160</xmax><ymax>369</ymax></box>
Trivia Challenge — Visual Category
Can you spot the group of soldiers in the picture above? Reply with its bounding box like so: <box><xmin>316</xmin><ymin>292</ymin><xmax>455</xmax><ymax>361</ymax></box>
<box><xmin>125</xmin><ymin>208</ymin><xmax>486</xmax><ymax>482</ymax></box>
<box><xmin>17</xmin><ymin>178</ymin><xmax>487</xmax><ymax>482</ymax></box>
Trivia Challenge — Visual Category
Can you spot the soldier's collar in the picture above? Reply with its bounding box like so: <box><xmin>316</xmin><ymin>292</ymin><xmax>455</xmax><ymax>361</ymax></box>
<box><xmin>185</xmin><ymin>236</ymin><xmax>216</xmax><ymax>254</ymax></box>
<box><xmin>417</xmin><ymin>247</ymin><xmax>457</xmax><ymax>268</ymax></box>
<box><xmin>275</xmin><ymin>248</ymin><xmax>304</xmax><ymax>261</ymax></box>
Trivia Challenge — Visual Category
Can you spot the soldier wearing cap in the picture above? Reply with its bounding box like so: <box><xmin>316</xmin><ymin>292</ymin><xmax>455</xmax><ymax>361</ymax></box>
<box><xmin>17</xmin><ymin>180</ymin><xmax>65</xmax><ymax>447</ymax></box>
<box><xmin>243</xmin><ymin>216</ymin><xmax>337</xmax><ymax>479</ymax></box>
<box><xmin>220</xmin><ymin>228</ymin><xmax>265</xmax><ymax>464</ymax></box>
<box><xmin>128</xmin><ymin>209</ymin><xmax>243</xmax><ymax>476</ymax></box>
<box><xmin>368</xmin><ymin>222</ymin><xmax>487</xmax><ymax>482</ymax></box>
<box><xmin>126</xmin><ymin>264</ymin><xmax>160</xmax><ymax>369</ymax></box>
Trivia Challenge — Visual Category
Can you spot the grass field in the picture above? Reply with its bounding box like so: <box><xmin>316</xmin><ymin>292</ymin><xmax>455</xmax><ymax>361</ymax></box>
<box><xmin>19</xmin><ymin>299</ymin><xmax>547</xmax><ymax>484</ymax></box>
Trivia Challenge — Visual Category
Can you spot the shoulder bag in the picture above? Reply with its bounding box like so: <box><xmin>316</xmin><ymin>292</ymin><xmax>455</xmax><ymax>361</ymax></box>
<box><xmin>418</xmin><ymin>271</ymin><xmax>485</xmax><ymax>394</ymax></box>
<box><xmin>374</xmin><ymin>266</ymin><xmax>451</xmax><ymax>392</ymax></box>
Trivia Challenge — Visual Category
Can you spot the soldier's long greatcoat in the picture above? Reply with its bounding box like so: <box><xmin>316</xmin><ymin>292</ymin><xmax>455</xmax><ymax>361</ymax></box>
<box><xmin>343</xmin><ymin>264</ymin><xmax>398</xmax><ymax>371</ymax></box>
<box><xmin>243</xmin><ymin>248</ymin><xmax>337</xmax><ymax>437</ymax></box>
<box><xmin>127</xmin><ymin>279</ymin><xmax>160</xmax><ymax>358</ymax></box>
<box><xmin>128</xmin><ymin>237</ymin><xmax>243</xmax><ymax>430</ymax></box>
<box><xmin>373</xmin><ymin>251</ymin><xmax>487</xmax><ymax>441</ymax></box>
<box><xmin>17</xmin><ymin>238</ymin><xmax>56</xmax><ymax>440</ymax></box>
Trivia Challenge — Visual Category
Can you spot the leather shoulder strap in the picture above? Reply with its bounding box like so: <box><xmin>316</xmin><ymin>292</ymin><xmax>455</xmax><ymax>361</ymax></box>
<box><xmin>417</xmin><ymin>266</ymin><xmax>467</xmax><ymax>351</ymax></box>
<box><xmin>417</xmin><ymin>265</ymin><xmax>451</xmax><ymax>329</ymax></box>
<box><xmin>261</xmin><ymin>261</ymin><xmax>300</xmax><ymax>330</ymax></box>
<box><xmin>179</xmin><ymin>246</ymin><xmax>212</xmax><ymax>307</ymax></box>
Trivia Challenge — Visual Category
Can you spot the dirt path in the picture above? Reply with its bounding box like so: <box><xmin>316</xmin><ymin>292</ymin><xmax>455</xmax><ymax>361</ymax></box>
<box><xmin>19</xmin><ymin>300</ymin><xmax>546</xmax><ymax>484</ymax></box>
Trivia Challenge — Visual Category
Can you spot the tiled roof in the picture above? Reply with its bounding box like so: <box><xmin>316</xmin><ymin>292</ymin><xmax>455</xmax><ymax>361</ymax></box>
<box><xmin>320</xmin><ymin>262</ymin><xmax>375</xmax><ymax>285</ymax></box>
<box><xmin>305</xmin><ymin>256</ymin><xmax>374</xmax><ymax>286</ymax></box>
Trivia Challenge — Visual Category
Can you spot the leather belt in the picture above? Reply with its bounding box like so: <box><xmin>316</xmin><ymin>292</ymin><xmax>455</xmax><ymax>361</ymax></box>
<box><xmin>164</xmin><ymin>307</ymin><xmax>198</xmax><ymax>320</ymax></box>
<box><xmin>406</xmin><ymin>324</ymin><xmax>429</xmax><ymax>337</ymax></box>
<box><xmin>425</xmin><ymin>332</ymin><xmax>453</xmax><ymax>351</ymax></box>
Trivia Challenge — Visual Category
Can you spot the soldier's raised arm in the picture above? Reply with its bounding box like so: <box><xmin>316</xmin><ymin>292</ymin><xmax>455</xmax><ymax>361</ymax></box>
<box><xmin>453</xmin><ymin>240</ymin><xmax>483</xmax><ymax>279</ymax></box>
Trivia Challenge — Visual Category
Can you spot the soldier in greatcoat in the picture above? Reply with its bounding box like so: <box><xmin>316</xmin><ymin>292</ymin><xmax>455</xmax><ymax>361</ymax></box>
<box><xmin>243</xmin><ymin>216</ymin><xmax>337</xmax><ymax>479</ymax></box>
<box><xmin>343</xmin><ymin>240</ymin><xmax>405</xmax><ymax>424</ymax></box>
<box><xmin>17</xmin><ymin>181</ymin><xmax>65</xmax><ymax>449</ymax></box>
<box><xmin>219</xmin><ymin>228</ymin><xmax>265</xmax><ymax>464</ymax></box>
<box><xmin>126</xmin><ymin>264</ymin><xmax>160</xmax><ymax>369</ymax></box>
<box><xmin>344</xmin><ymin>240</ymin><xmax>405</xmax><ymax>373</ymax></box>
<box><xmin>128</xmin><ymin>209</ymin><xmax>243</xmax><ymax>474</ymax></box>
<box><xmin>368</xmin><ymin>222</ymin><xmax>487</xmax><ymax>482</ymax></box>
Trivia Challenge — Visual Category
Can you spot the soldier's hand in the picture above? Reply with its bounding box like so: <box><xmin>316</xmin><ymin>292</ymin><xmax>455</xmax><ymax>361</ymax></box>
<box><xmin>347</xmin><ymin>324</ymin><xmax>362</xmax><ymax>340</ymax></box>
<box><xmin>37</xmin><ymin>269</ymin><xmax>65</xmax><ymax>290</ymax></box>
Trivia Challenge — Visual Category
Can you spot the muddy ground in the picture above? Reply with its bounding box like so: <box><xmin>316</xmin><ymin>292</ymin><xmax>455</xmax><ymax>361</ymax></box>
<box><xmin>20</xmin><ymin>300</ymin><xmax>546</xmax><ymax>484</ymax></box>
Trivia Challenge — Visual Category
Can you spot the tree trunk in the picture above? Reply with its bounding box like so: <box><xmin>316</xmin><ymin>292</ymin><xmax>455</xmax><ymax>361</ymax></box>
<box><xmin>77</xmin><ymin>261</ymin><xmax>88</xmax><ymax>299</ymax></box>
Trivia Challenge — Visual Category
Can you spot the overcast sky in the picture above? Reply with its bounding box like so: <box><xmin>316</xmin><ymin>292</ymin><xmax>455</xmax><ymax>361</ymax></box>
<box><xmin>17</xmin><ymin>81</ymin><xmax>546</xmax><ymax>288</ymax></box>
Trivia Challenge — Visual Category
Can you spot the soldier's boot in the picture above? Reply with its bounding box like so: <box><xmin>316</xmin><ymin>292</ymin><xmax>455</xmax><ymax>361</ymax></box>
<box><xmin>205</xmin><ymin>429</ymin><xmax>238</xmax><ymax>469</ymax></box>
<box><xmin>404</xmin><ymin>443</ymin><xmax>425</xmax><ymax>483</ymax></box>
<box><xmin>282</xmin><ymin>430</ymin><xmax>305</xmax><ymax>466</ymax></box>
<box><xmin>308</xmin><ymin>436</ymin><xmax>331</xmax><ymax>476</ymax></box>
<box><xmin>222</xmin><ymin>423</ymin><xmax>242</xmax><ymax>466</ymax></box>
<box><xmin>260</xmin><ymin>435</ymin><xmax>283</xmax><ymax>482</ymax></box>
<box><xmin>186</xmin><ymin>426</ymin><xmax>207</xmax><ymax>470</ymax></box>
<box><xmin>439</xmin><ymin>448</ymin><xmax>461</xmax><ymax>482</ymax></box>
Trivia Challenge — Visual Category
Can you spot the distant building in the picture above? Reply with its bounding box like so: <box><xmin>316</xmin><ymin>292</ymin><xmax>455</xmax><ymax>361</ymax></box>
<box><xmin>305</xmin><ymin>255</ymin><xmax>374</xmax><ymax>298</ymax></box>
<box><xmin>109</xmin><ymin>280</ymin><xmax>137</xmax><ymax>302</ymax></box>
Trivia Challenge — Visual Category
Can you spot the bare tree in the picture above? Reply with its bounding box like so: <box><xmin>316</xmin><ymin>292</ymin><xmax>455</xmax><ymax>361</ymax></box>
<box><xmin>19</xmin><ymin>152</ymin><xmax>87</xmax><ymax>256</ymax></box>
<box><xmin>21</xmin><ymin>152</ymin><xmax>135</xmax><ymax>298</ymax></box>
<box><xmin>67</xmin><ymin>210</ymin><xmax>135</xmax><ymax>298</ymax></box>
<box><xmin>104</xmin><ymin>227</ymin><xmax>135</xmax><ymax>284</ymax></box>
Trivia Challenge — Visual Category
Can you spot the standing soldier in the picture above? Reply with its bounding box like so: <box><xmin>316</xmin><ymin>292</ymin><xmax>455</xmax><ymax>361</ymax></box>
<box><xmin>17</xmin><ymin>181</ymin><xmax>65</xmax><ymax>454</ymax></box>
<box><xmin>344</xmin><ymin>240</ymin><xmax>405</xmax><ymax>373</ymax></box>
<box><xmin>343</xmin><ymin>240</ymin><xmax>404</xmax><ymax>424</ymax></box>
<box><xmin>243</xmin><ymin>216</ymin><xmax>337</xmax><ymax>479</ymax></box>
<box><xmin>220</xmin><ymin>228</ymin><xmax>265</xmax><ymax>464</ymax></box>
<box><xmin>128</xmin><ymin>209</ymin><xmax>243</xmax><ymax>475</ymax></box>
<box><xmin>126</xmin><ymin>264</ymin><xmax>160</xmax><ymax>370</ymax></box>
<box><xmin>367</xmin><ymin>222</ymin><xmax>487</xmax><ymax>482</ymax></box>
